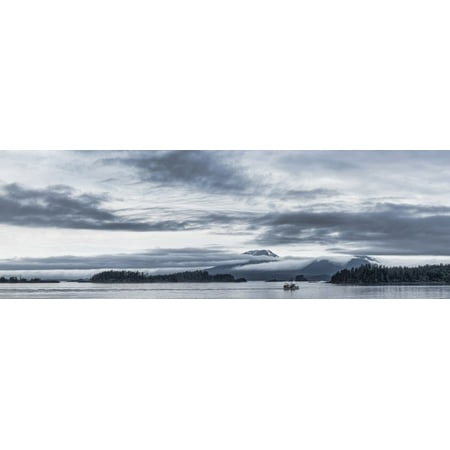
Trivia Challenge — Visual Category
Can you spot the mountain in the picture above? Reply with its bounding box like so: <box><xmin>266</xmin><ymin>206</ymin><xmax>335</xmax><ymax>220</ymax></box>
<box><xmin>207</xmin><ymin>252</ymin><xmax>380</xmax><ymax>281</ymax></box>
<box><xmin>207</xmin><ymin>249</ymin><xmax>279</xmax><ymax>276</ymax></box>
<box><xmin>344</xmin><ymin>255</ymin><xmax>379</xmax><ymax>269</ymax></box>
<box><xmin>298</xmin><ymin>259</ymin><xmax>343</xmax><ymax>281</ymax></box>
<box><xmin>242</xmin><ymin>249</ymin><xmax>278</xmax><ymax>257</ymax></box>
<box><xmin>297</xmin><ymin>256</ymin><xmax>379</xmax><ymax>281</ymax></box>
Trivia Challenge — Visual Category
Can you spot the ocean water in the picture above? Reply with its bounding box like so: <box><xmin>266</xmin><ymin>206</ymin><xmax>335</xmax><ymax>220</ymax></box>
<box><xmin>1</xmin><ymin>281</ymin><xmax>450</xmax><ymax>298</ymax></box>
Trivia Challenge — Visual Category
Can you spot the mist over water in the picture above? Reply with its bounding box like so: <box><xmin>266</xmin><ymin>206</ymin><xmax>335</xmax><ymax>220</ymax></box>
<box><xmin>1</xmin><ymin>281</ymin><xmax>450</xmax><ymax>299</ymax></box>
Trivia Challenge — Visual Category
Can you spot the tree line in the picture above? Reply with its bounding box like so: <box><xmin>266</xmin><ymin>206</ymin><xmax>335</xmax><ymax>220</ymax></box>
<box><xmin>0</xmin><ymin>276</ymin><xmax>59</xmax><ymax>283</ymax></box>
<box><xmin>90</xmin><ymin>270</ymin><xmax>247</xmax><ymax>283</ymax></box>
<box><xmin>330</xmin><ymin>264</ymin><xmax>450</xmax><ymax>284</ymax></box>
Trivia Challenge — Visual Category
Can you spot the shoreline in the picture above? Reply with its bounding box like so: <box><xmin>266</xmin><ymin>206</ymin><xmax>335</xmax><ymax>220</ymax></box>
<box><xmin>330</xmin><ymin>282</ymin><xmax>450</xmax><ymax>286</ymax></box>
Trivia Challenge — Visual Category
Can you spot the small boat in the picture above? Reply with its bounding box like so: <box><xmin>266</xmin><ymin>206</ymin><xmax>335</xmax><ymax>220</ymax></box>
<box><xmin>283</xmin><ymin>282</ymin><xmax>299</xmax><ymax>290</ymax></box>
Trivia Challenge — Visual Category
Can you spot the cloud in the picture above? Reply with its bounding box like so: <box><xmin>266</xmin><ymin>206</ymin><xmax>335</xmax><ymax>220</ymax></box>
<box><xmin>0</xmin><ymin>183</ymin><xmax>193</xmax><ymax>231</ymax></box>
<box><xmin>253</xmin><ymin>203</ymin><xmax>450</xmax><ymax>255</ymax></box>
<box><xmin>283</xmin><ymin>188</ymin><xmax>338</xmax><ymax>199</ymax></box>
<box><xmin>107</xmin><ymin>150</ymin><xmax>251</xmax><ymax>193</ymax></box>
<box><xmin>0</xmin><ymin>182</ymin><xmax>261</xmax><ymax>233</ymax></box>
<box><xmin>100</xmin><ymin>151</ymin><xmax>341</xmax><ymax>207</ymax></box>
<box><xmin>0</xmin><ymin>248</ymin><xmax>251</xmax><ymax>271</ymax></box>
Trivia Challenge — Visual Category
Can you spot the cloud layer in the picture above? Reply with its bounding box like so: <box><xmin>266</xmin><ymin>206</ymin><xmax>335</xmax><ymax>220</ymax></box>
<box><xmin>0</xmin><ymin>248</ymin><xmax>250</xmax><ymax>271</ymax></box>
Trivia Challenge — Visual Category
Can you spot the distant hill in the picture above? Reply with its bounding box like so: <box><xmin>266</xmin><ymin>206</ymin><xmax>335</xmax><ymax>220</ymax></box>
<box><xmin>207</xmin><ymin>249</ymin><xmax>280</xmax><ymax>279</ymax></box>
<box><xmin>88</xmin><ymin>253</ymin><xmax>381</xmax><ymax>283</ymax></box>
<box><xmin>208</xmin><ymin>252</ymin><xmax>380</xmax><ymax>281</ymax></box>
<box><xmin>298</xmin><ymin>256</ymin><xmax>379</xmax><ymax>281</ymax></box>
<box><xmin>298</xmin><ymin>259</ymin><xmax>343</xmax><ymax>279</ymax></box>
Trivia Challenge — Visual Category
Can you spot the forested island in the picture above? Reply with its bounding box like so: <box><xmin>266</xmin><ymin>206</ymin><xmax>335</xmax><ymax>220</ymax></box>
<box><xmin>90</xmin><ymin>270</ymin><xmax>247</xmax><ymax>283</ymax></box>
<box><xmin>0</xmin><ymin>276</ymin><xmax>59</xmax><ymax>283</ymax></box>
<box><xmin>266</xmin><ymin>275</ymin><xmax>308</xmax><ymax>282</ymax></box>
<box><xmin>331</xmin><ymin>264</ymin><xmax>450</xmax><ymax>284</ymax></box>
<box><xmin>295</xmin><ymin>274</ymin><xmax>308</xmax><ymax>281</ymax></box>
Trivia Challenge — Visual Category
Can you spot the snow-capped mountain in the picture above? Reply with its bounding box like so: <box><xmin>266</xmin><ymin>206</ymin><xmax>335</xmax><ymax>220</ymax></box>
<box><xmin>242</xmin><ymin>249</ymin><xmax>279</xmax><ymax>258</ymax></box>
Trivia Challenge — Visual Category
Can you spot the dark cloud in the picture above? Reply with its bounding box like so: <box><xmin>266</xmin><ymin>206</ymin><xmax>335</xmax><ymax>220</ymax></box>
<box><xmin>0</xmin><ymin>248</ymin><xmax>250</xmax><ymax>271</ymax></box>
<box><xmin>282</xmin><ymin>188</ymin><xmax>338</xmax><ymax>200</ymax></box>
<box><xmin>108</xmin><ymin>150</ymin><xmax>250</xmax><ymax>193</ymax></box>
<box><xmin>101</xmin><ymin>151</ymin><xmax>339</xmax><ymax>203</ymax></box>
<box><xmin>274</xmin><ymin>150</ymin><xmax>450</xmax><ymax>172</ymax></box>
<box><xmin>253</xmin><ymin>203</ymin><xmax>450</xmax><ymax>255</ymax></box>
<box><xmin>0</xmin><ymin>183</ymin><xmax>193</xmax><ymax>231</ymax></box>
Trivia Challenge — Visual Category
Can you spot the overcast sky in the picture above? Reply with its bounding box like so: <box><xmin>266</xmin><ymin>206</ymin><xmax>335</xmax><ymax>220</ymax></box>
<box><xmin>1</xmin><ymin>150</ymin><xmax>450</xmax><ymax>275</ymax></box>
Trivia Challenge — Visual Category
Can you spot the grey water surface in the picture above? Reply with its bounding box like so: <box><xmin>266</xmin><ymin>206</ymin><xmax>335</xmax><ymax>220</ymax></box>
<box><xmin>1</xmin><ymin>281</ymin><xmax>450</xmax><ymax>299</ymax></box>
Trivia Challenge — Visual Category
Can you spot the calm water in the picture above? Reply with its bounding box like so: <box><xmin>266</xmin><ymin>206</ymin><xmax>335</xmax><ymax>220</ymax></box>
<box><xmin>1</xmin><ymin>281</ymin><xmax>450</xmax><ymax>298</ymax></box>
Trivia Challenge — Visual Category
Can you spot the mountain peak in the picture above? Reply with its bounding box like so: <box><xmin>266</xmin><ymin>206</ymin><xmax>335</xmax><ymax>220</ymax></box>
<box><xmin>352</xmin><ymin>255</ymin><xmax>378</xmax><ymax>263</ymax></box>
<box><xmin>359</xmin><ymin>255</ymin><xmax>377</xmax><ymax>260</ymax></box>
<box><xmin>345</xmin><ymin>255</ymin><xmax>379</xmax><ymax>269</ymax></box>
<box><xmin>243</xmin><ymin>249</ymin><xmax>278</xmax><ymax>258</ymax></box>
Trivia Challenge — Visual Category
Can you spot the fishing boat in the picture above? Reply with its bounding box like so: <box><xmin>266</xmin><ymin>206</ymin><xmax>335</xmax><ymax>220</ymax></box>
<box><xmin>283</xmin><ymin>282</ymin><xmax>299</xmax><ymax>290</ymax></box>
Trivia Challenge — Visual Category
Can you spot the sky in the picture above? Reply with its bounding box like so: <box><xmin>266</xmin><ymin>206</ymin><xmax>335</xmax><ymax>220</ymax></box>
<box><xmin>1</xmin><ymin>150</ymin><xmax>450</xmax><ymax>277</ymax></box>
